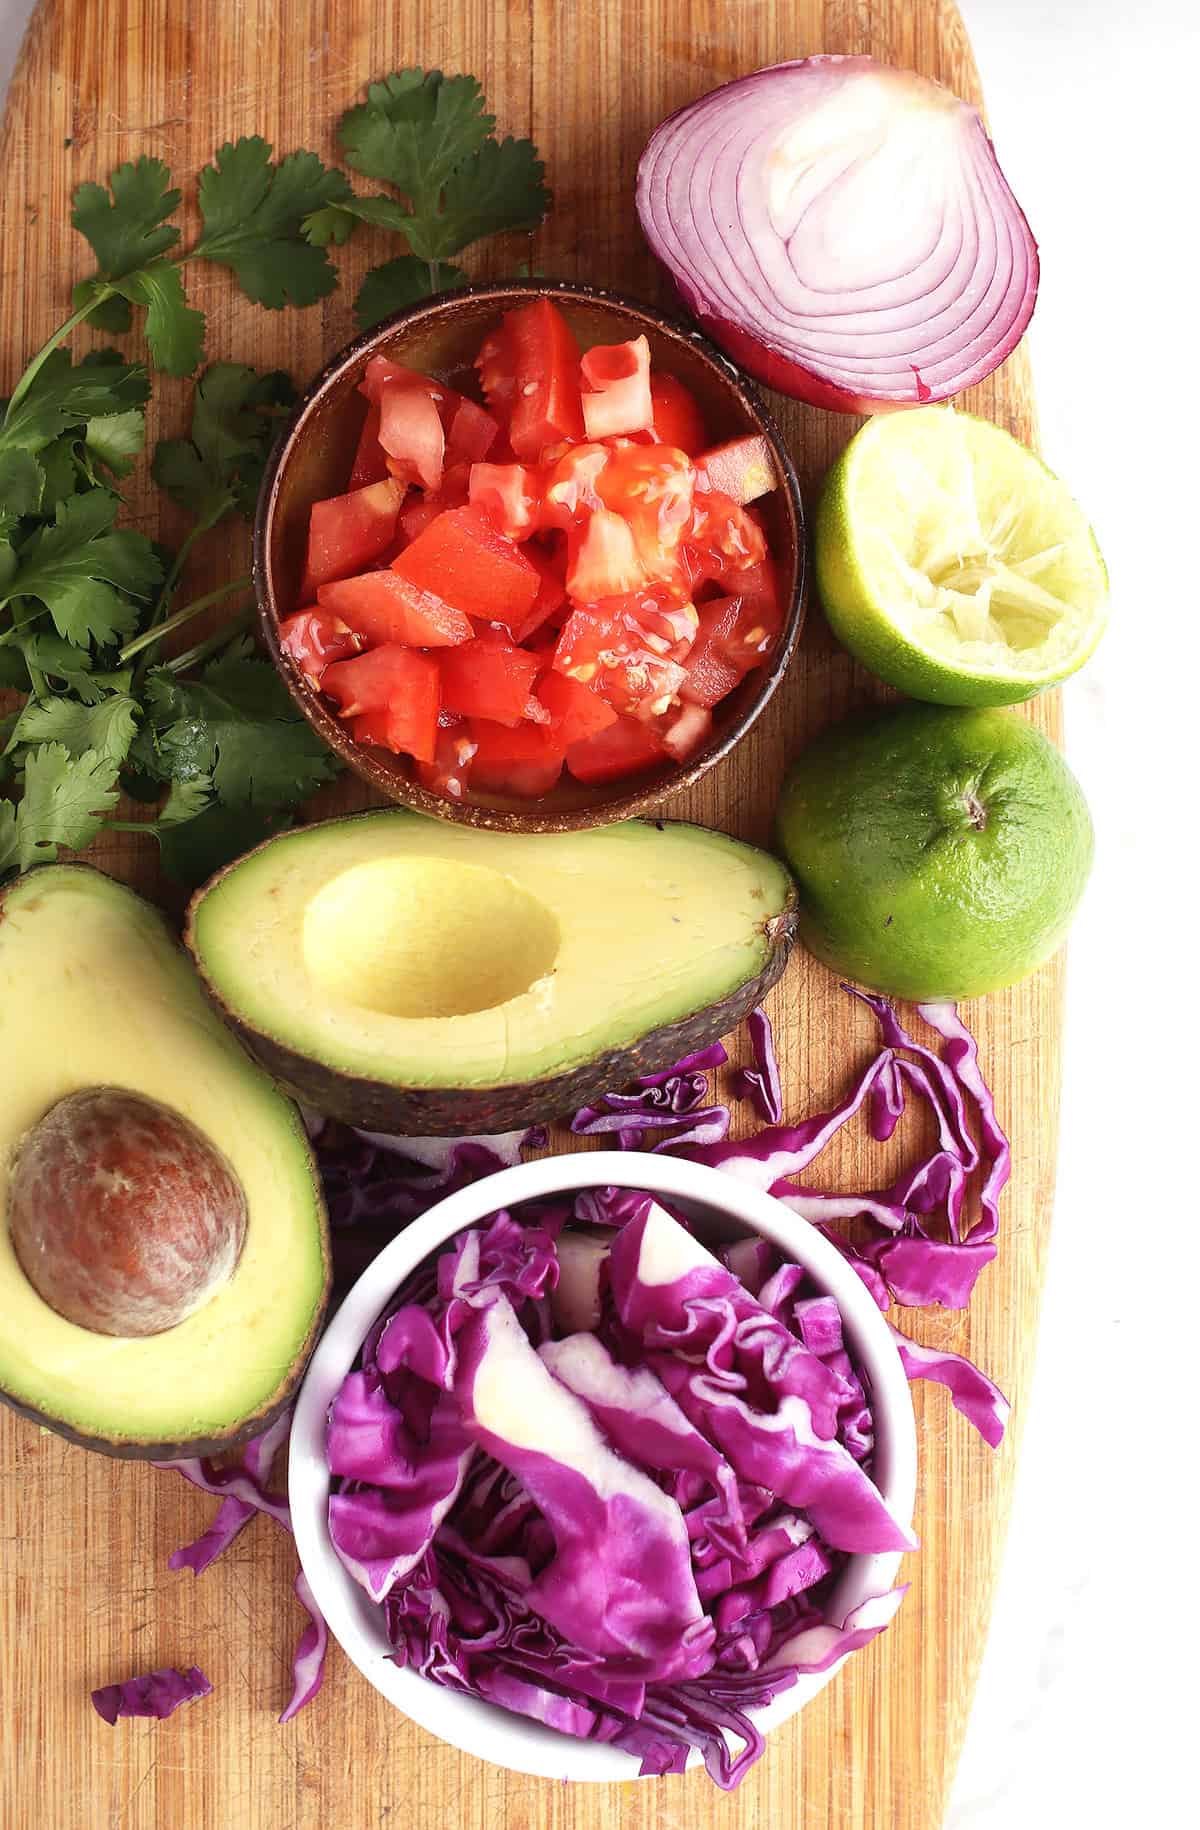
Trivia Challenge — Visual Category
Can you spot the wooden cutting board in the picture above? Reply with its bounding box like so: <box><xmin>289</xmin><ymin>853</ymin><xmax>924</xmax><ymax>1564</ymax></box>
<box><xmin>0</xmin><ymin>2</ymin><xmax>1059</xmax><ymax>1826</ymax></box>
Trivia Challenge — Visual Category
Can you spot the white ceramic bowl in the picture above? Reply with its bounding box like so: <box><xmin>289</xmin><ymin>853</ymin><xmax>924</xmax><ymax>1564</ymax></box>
<box><xmin>289</xmin><ymin>1150</ymin><xmax>918</xmax><ymax>1781</ymax></box>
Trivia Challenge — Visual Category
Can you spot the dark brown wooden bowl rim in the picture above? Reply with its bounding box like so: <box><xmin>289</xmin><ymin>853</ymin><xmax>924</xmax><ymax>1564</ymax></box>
<box><xmin>253</xmin><ymin>279</ymin><xmax>806</xmax><ymax>833</ymax></box>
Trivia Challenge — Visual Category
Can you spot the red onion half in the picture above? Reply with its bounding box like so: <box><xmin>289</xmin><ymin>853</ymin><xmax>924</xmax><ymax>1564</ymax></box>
<box><xmin>636</xmin><ymin>56</ymin><xmax>1038</xmax><ymax>413</ymax></box>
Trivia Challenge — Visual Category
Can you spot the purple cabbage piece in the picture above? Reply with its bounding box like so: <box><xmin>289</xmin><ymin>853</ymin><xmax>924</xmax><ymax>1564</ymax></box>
<box><xmin>280</xmin><ymin>1570</ymin><xmax>329</xmax><ymax>1723</ymax></box>
<box><xmin>607</xmin><ymin>1201</ymin><xmax>916</xmax><ymax>1555</ymax></box>
<box><xmin>453</xmin><ymin>1294</ymin><xmax>715</xmax><ymax>1682</ymax></box>
<box><xmin>887</xmin><ymin>1325</ymin><xmax>1010</xmax><ymax>1449</ymax></box>
<box><xmin>571</xmin><ymin>1043</ymin><xmax>731</xmax><ymax>1151</ymax></box>
<box><xmin>91</xmin><ymin>1665</ymin><xmax>212</xmax><ymax>1725</ymax></box>
<box><xmin>730</xmin><ymin>1006</ymin><xmax>783</xmax><ymax>1124</ymax></box>
<box><xmin>765</xmin><ymin>1586</ymin><xmax>910</xmax><ymax>1673</ymax></box>
<box><xmin>166</xmin><ymin>1407</ymin><xmax>292</xmax><ymax>1577</ymax></box>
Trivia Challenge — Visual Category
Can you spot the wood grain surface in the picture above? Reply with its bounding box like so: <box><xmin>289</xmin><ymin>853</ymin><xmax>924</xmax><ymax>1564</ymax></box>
<box><xmin>0</xmin><ymin>3</ymin><xmax>1059</xmax><ymax>1827</ymax></box>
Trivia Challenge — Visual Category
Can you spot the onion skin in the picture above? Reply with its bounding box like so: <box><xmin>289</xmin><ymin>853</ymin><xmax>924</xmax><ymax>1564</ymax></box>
<box><xmin>637</xmin><ymin>56</ymin><xmax>1039</xmax><ymax>414</ymax></box>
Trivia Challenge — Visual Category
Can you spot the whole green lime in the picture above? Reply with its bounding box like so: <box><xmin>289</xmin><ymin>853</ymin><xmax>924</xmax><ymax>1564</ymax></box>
<box><xmin>774</xmin><ymin>704</ymin><xmax>1093</xmax><ymax>999</ymax></box>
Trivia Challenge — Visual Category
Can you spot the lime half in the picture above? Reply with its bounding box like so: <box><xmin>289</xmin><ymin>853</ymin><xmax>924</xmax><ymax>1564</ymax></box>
<box><xmin>815</xmin><ymin>407</ymin><xmax>1109</xmax><ymax>705</ymax></box>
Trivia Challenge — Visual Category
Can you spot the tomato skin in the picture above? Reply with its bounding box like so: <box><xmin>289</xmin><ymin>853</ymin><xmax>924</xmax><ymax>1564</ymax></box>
<box><xmin>348</xmin><ymin>400</ymin><xmax>389</xmax><ymax>488</ymax></box>
<box><xmin>322</xmin><ymin>645</ymin><xmax>440</xmax><ymax>763</ymax></box>
<box><xmin>359</xmin><ymin>356</ymin><xmax>450</xmax><ymax>410</ymax></box>
<box><xmin>278</xmin><ymin>609</ymin><xmax>362</xmax><ymax>682</ymax></box>
<box><xmin>440</xmin><ymin>633</ymin><xmax>542</xmax><ymax>727</ymax></box>
<box><xmin>505</xmin><ymin>300</ymin><xmax>586</xmax><ymax>459</ymax></box>
<box><xmin>534</xmin><ymin>669</ymin><xmax>619</xmax><ymax>745</ymax></box>
<box><xmin>678</xmin><ymin>590</ymin><xmax>780</xmax><ymax>707</ymax></box>
<box><xmin>694</xmin><ymin>435</ymin><xmax>776</xmax><ymax>505</ymax></box>
<box><xmin>580</xmin><ymin>336</ymin><xmax>654</xmax><ymax>439</ymax></box>
<box><xmin>649</xmin><ymin>373</ymin><xmax>707</xmax><ymax>456</ymax></box>
<box><xmin>317</xmin><ymin>570</ymin><xmax>473</xmax><ymax>647</ymax></box>
<box><xmin>301</xmin><ymin>479</ymin><xmax>402</xmax><ymax>597</ymax></box>
<box><xmin>468</xmin><ymin>718</ymin><xmax>566</xmax><ymax>797</ymax></box>
<box><xmin>566</xmin><ymin>714</ymin><xmax>666</xmax><ymax>784</ymax></box>
<box><xmin>392</xmin><ymin>505</ymin><xmax>540</xmax><ymax>625</ymax></box>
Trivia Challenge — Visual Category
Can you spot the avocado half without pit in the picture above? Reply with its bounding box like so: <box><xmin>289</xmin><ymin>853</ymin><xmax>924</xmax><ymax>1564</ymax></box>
<box><xmin>185</xmin><ymin>810</ymin><xmax>798</xmax><ymax>1133</ymax></box>
<box><xmin>0</xmin><ymin>866</ymin><xmax>330</xmax><ymax>1460</ymax></box>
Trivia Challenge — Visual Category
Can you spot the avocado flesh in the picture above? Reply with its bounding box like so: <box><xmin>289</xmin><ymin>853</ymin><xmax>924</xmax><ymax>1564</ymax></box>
<box><xmin>0</xmin><ymin>866</ymin><xmax>329</xmax><ymax>1457</ymax></box>
<box><xmin>187</xmin><ymin>812</ymin><xmax>796</xmax><ymax>1133</ymax></box>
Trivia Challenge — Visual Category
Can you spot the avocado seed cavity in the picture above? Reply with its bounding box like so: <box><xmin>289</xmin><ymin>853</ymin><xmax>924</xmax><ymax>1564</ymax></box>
<box><xmin>7</xmin><ymin>1088</ymin><xmax>248</xmax><ymax>1337</ymax></box>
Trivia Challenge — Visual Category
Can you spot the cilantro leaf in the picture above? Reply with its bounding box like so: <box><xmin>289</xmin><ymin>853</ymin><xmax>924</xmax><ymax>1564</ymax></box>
<box><xmin>84</xmin><ymin>409</ymin><xmax>145</xmax><ymax>479</ymax></box>
<box><xmin>110</xmin><ymin>262</ymin><xmax>206</xmax><ymax>377</ymax></box>
<box><xmin>157</xmin><ymin>800</ymin><xmax>291</xmax><ymax>888</ymax></box>
<box><xmin>0</xmin><ymin>798</ymin><xmax>17</xmax><ymax>875</ymax></box>
<box><xmin>34</xmin><ymin>437</ymin><xmax>84</xmax><ymax>511</ymax></box>
<box><xmin>0</xmin><ymin>347</ymin><xmax>149</xmax><ymax>457</ymax></box>
<box><xmin>11</xmin><ymin>742</ymin><xmax>122</xmax><ymax>870</ymax></box>
<box><xmin>303</xmin><ymin>193</ymin><xmax>412</xmax><ymax>247</ymax></box>
<box><xmin>354</xmin><ymin>255</ymin><xmax>466</xmax><ymax>332</ymax></box>
<box><xmin>0</xmin><ymin>645</ymin><xmax>29</xmax><ymax>691</ymax></box>
<box><xmin>13</xmin><ymin>691</ymin><xmax>139</xmax><ymax>766</ymax></box>
<box><xmin>194</xmin><ymin>139</ymin><xmax>352</xmax><ymax>309</ymax></box>
<box><xmin>338</xmin><ymin>71</ymin><xmax>494</xmax><ymax>212</ymax></box>
<box><xmin>419</xmin><ymin>135</ymin><xmax>549</xmax><ymax>260</ymax></box>
<box><xmin>149</xmin><ymin>652</ymin><xmax>339</xmax><ymax>810</ymax></box>
<box><xmin>1</xmin><ymin>492</ymin><xmax>162</xmax><ymax>648</ymax></box>
<box><xmin>152</xmin><ymin>363</ymin><xmax>295</xmax><ymax>526</ymax></box>
<box><xmin>0</xmin><ymin>450</ymin><xmax>44</xmax><ymax>516</ymax></box>
<box><xmin>71</xmin><ymin>157</ymin><xmax>181</xmax><ymax>279</ymax></box>
<box><xmin>157</xmin><ymin>771</ymin><xmax>214</xmax><ymax>825</ymax></box>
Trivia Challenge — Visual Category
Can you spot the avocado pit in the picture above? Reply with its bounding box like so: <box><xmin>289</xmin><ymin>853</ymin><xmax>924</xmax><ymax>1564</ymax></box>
<box><xmin>8</xmin><ymin>1088</ymin><xmax>248</xmax><ymax>1337</ymax></box>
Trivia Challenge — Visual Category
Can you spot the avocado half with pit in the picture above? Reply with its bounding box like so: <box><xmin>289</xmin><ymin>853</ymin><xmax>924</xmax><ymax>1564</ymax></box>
<box><xmin>186</xmin><ymin>810</ymin><xmax>797</xmax><ymax>1133</ymax></box>
<box><xmin>0</xmin><ymin>866</ymin><xmax>330</xmax><ymax>1459</ymax></box>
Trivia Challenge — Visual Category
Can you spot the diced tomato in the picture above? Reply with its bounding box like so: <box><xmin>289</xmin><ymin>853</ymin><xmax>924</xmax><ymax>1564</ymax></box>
<box><xmin>415</xmin><ymin>720</ymin><xmax>479</xmax><ymax>802</ymax></box>
<box><xmin>396</xmin><ymin>463</ymin><xmax>473</xmax><ymax>545</ymax></box>
<box><xmin>476</xmin><ymin>320</ymin><xmax>517</xmax><ymax>419</ymax></box>
<box><xmin>359</xmin><ymin>355</ymin><xmax>450</xmax><ymax>410</ymax></box>
<box><xmin>566</xmin><ymin>508</ymin><xmax>648</xmax><ymax>601</ymax></box>
<box><xmin>694</xmin><ymin>434</ymin><xmax>776</xmax><ymax>505</ymax></box>
<box><xmin>392</xmin><ymin>505</ymin><xmax>540</xmax><ymax>625</ymax></box>
<box><xmin>580</xmin><ymin>336</ymin><xmax>653</xmax><ymax>439</ymax></box>
<box><xmin>440</xmin><ymin>632</ymin><xmax>542</xmax><ymax>727</ymax></box>
<box><xmin>649</xmin><ymin>373</ymin><xmax>707</xmax><ymax>456</ymax></box>
<box><xmin>596</xmin><ymin>444</ymin><xmax>694</xmax><ymax>581</ymax></box>
<box><xmin>445</xmin><ymin>396</ymin><xmax>499</xmax><ymax>467</ymax></box>
<box><xmin>317</xmin><ymin>570</ymin><xmax>473</xmax><ymax>647</ymax></box>
<box><xmin>566</xmin><ymin>714</ymin><xmax>666</xmax><ymax>785</ymax></box>
<box><xmin>468</xmin><ymin>462</ymin><xmax>540</xmax><ymax>539</ymax></box>
<box><xmin>508</xmin><ymin>540</ymin><xmax>568</xmax><ymax>642</ymax></box>
<box><xmin>350</xmin><ymin>708</ymin><xmax>393</xmax><ymax>749</ymax></box>
<box><xmin>301</xmin><ymin>479</ymin><xmax>402</xmax><ymax>597</ymax></box>
<box><xmin>534</xmin><ymin>670</ymin><xmax>619</xmax><ymax>745</ymax></box>
<box><xmin>278</xmin><ymin>609</ymin><xmax>362</xmax><ymax>682</ymax></box>
<box><xmin>602</xmin><ymin>584</ymin><xmax>699</xmax><ymax>657</ymax></box>
<box><xmin>379</xmin><ymin>383</ymin><xmax>444</xmax><ymax>492</ymax></box>
<box><xmin>726</xmin><ymin>557</ymin><xmax>780</xmax><ymax>618</ymax></box>
<box><xmin>348</xmin><ymin>400</ymin><xmax>389</xmax><ymax>488</ymax></box>
<box><xmin>551</xmin><ymin>607</ymin><xmax>621</xmax><ymax>684</ymax></box>
<box><xmin>538</xmin><ymin>444</ymin><xmax>609</xmax><ymax>529</ymax></box>
<box><xmin>599</xmin><ymin>650</ymin><xmax>688</xmax><ymax>722</ymax></box>
<box><xmin>468</xmin><ymin>718</ymin><xmax>566</xmax><ymax>797</ymax></box>
<box><xmin>325</xmin><ymin>647</ymin><xmax>439</xmax><ymax>763</ymax></box>
<box><xmin>501</xmin><ymin>300</ymin><xmax>586</xmax><ymax>460</ymax></box>
<box><xmin>678</xmin><ymin>592</ymin><xmax>779</xmax><ymax>707</ymax></box>
<box><xmin>660</xmin><ymin>702</ymin><xmax>713</xmax><ymax>762</ymax></box>
<box><xmin>682</xmin><ymin>489</ymin><xmax>768</xmax><ymax>589</ymax></box>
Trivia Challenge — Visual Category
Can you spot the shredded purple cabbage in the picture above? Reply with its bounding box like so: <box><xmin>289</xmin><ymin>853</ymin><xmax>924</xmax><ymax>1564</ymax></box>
<box><xmin>327</xmin><ymin>1198</ymin><xmax>905</xmax><ymax>1786</ymax></box>
<box><xmin>145</xmin><ymin>989</ymin><xmax>1009</xmax><ymax>1765</ymax></box>
<box><xmin>91</xmin><ymin>1665</ymin><xmax>212</xmax><ymax>1725</ymax></box>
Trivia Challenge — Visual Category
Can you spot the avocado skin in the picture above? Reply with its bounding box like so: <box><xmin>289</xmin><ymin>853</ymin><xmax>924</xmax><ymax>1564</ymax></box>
<box><xmin>0</xmin><ymin>864</ymin><xmax>332</xmax><ymax>1462</ymax></box>
<box><xmin>184</xmin><ymin>826</ymin><xmax>799</xmax><ymax>1136</ymax></box>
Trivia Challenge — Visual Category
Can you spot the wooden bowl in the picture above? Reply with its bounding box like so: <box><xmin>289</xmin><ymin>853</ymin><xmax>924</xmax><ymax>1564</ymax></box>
<box><xmin>254</xmin><ymin>280</ymin><xmax>805</xmax><ymax>832</ymax></box>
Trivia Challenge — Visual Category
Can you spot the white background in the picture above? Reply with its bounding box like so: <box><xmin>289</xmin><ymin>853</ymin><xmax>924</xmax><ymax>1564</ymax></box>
<box><xmin>1</xmin><ymin>1</ymin><xmax>1196</xmax><ymax>1824</ymax></box>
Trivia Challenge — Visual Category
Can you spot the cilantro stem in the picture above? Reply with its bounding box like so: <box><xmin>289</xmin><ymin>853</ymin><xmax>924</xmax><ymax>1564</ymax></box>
<box><xmin>165</xmin><ymin>607</ymin><xmax>254</xmax><ymax>676</ymax></box>
<box><xmin>121</xmin><ymin>571</ymin><xmax>250</xmax><ymax>664</ymax></box>
<box><xmin>2</xmin><ymin>293</ymin><xmax>114</xmax><ymax>421</ymax></box>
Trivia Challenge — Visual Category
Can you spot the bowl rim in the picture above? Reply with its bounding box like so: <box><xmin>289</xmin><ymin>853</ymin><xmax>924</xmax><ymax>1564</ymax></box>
<box><xmin>288</xmin><ymin>1148</ymin><xmax>917</xmax><ymax>1783</ymax></box>
<box><xmin>253</xmin><ymin>277</ymin><xmax>806</xmax><ymax>833</ymax></box>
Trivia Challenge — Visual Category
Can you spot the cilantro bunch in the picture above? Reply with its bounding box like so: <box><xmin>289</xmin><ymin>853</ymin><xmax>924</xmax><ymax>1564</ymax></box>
<box><xmin>0</xmin><ymin>70</ymin><xmax>550</xmax><ymax>887</ymax></box>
